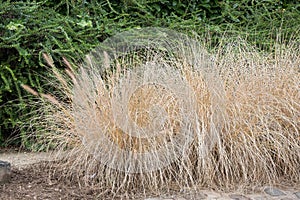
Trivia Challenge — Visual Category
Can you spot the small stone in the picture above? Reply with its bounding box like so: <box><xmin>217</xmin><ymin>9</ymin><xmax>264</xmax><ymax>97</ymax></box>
<box><xmin>205</xmin><ymin>191</ymin><xmax>222</xmax><ymax>199</ymax></box>
<box><xmin>229</xmin><ymin>194</ymin><xmax>251</xmax><ymax>200</ymax></box>
<box><xmin>264</xmin><ymin>187</ymin><xmax>286</xmax><ymax>196</ymax></box>
<box><xmin>174</xmin><ymin>198</ymin><xmax>186</xmax><ymax>200</ymax></box>
<box><xmin>294</xmin><ymin>192</ymin><xmax>300</xmax><ymax>199</ymax></box>
<box><xmin>253</xmin><ymin>197</ymin><xmax>268</xmax><ymax>200</ymax></box>
<box><xmin>144</xmin><ymin>198</ymin><xmax>162</xmax><ymax>200</ymax></box>
<box><xmin>182</xmin><ymin>192</ymin><xmax>207</xmax><ymax>200</ymax></box>
<box><xmin>0</xmin><ymin>160</ymin><xmax>11</xmax><ymax>184</ymax></box>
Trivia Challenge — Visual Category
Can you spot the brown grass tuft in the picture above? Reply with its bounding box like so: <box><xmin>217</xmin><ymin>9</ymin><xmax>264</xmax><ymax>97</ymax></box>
<box><xmin>23</xmin><ymin>30</ymin><xmax>300</xmax><ymax>198</ymax></box>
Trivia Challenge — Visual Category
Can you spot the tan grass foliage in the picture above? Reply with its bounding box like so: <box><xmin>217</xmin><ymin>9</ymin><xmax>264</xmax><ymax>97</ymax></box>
<box><xmin>23</xmin><ymin>34</ymin><xmax>299</xmax><ymax>198</ymax></box>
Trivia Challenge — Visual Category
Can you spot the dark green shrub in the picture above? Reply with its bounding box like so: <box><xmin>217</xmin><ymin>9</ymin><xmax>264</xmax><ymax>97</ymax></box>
<box><xmin>0</xmin><ymin>1</ymin><xmax>103</xmax><ymax>146</ymax></box>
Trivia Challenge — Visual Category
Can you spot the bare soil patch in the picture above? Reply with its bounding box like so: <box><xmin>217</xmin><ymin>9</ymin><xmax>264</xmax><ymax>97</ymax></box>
<box><xmin>0</xmin><ymin>149</ymin><xmax>99</xmax><ymax>200</ymax></box>
<box><xmin>0</xmin><ymin>162</ymin><xmax>100</xmax><ymax>200</ymax></box>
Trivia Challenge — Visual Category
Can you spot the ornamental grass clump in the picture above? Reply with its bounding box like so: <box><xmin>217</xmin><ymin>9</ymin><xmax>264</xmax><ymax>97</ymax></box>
<box><xmin>22</xmin><ymin>28</ymin><xmax>299</xmax><ymax>198</ymax></box>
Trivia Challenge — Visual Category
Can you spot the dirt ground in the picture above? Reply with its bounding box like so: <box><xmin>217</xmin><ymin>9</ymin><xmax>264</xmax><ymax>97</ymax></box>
<box><xmin>0</xmin><ymin>149</ymin><xmax>164</xmax><ymax>200</ymax></box>
<box><xmin>1</xmin><ymin>148</ymin><xmax>299</xmax><ymax>200</ymax></box>
<box><xmin>0</xmin><ymin>148</ymin><xmax>99</xmax><ymax>200</ymax></box>
<box><xmin>0</xmin><ymin>164</ymin><xmax>100</xmax><ymax>200</ymax></box>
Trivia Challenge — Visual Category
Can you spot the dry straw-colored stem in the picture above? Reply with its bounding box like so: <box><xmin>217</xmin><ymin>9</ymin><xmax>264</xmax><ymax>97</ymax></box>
<box><xmin>23</xmin><ymin>37</ymin><xmax>300</xmax><ymax>198</ymax></box>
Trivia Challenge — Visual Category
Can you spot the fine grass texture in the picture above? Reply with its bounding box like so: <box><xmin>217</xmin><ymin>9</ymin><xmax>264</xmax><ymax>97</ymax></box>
<box><xmin>22</xmin><ymin>29</ymin><xmax>299</xmax><ymax>198</ymax></box>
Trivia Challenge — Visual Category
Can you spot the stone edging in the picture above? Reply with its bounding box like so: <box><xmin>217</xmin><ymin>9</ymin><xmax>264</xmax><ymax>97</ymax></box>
<box><xmin>0</xmin><ymin>160</ymin><xmax>11</xmax><ymax>184</ymax></box>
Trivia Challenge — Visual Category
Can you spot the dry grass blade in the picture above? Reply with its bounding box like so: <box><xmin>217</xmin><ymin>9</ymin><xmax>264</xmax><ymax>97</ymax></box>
<box><xmin>21</xmin><ymin>84</ymin><xmax>39</xmax><ymax>96</ymax></box>
<box><xmin>22</xmin><ymin>29</ymin><xmax>300</xmax><ymax>199</ymax></box>
<box><xmin>42</xmin><ymin>53</ymin><xmax>55</xmax><ymax>68</ymax></box>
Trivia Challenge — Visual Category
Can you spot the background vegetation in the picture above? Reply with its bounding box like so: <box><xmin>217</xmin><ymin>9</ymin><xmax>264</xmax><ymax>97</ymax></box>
<box><xmin>0</xmin><ymin>0</ymin><xmax>300</xmax><ymax>147</ymax></box>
